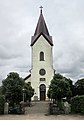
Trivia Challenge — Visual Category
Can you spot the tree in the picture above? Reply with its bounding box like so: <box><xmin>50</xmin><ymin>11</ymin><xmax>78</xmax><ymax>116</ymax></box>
<box><xmin>47</xmin><ymin>73</ymin><xmax>72</xmax><ymax>101</ymax></box>
<box><xmin>0</xmin><ymin>86</ymin><xmax>2</xmax><ymax>95</ymax></box>
<box><xmin>64</xmin><ymin>77</ymin><xmax>75</xmax><ymax>97</ymax></box>
<box><xmin>1</xmin><ymin>72</ymin><xmax>34</xmax><ymax>107</ymax></box>
<box><xmin>75</xmin><ymin>78</ymin><xmax>84</xmax><ymax>95</ymax></box>
<box><xmin>24</xmin><ymin>83</ymin><xmax>34</xmax><ymax>102</ymax></box>
<box><xmin>71</xmin><ymin>95</ymin><xmax>84</xmax><ymax>114</ymax></box>
<box><xmin>47</xmin><ymin>74</ymin><xmax>72</xmax><ymax>110</ymax></box>
<box><xmin>2</xmin><ymin>72</ymin><xmax>25</xmax><ymax>106</ymax></box>
<box><xmin>0</xmin><ymin>95</ymin><xmax>5</xmax><ymax>114</ymax></box>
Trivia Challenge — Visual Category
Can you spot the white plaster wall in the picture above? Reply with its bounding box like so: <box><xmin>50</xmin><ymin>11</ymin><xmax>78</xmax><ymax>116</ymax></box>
<box><xmin>31</xmin><ymin>35</ymin><xmax>54</xmax><ymax>100</ymax></box>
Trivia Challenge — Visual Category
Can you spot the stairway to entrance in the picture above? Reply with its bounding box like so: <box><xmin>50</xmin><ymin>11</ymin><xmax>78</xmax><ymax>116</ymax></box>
<box><xmin>25</xmin><ymin>101</ymin><xmax>49</xmax><ymax>115</ymax></box>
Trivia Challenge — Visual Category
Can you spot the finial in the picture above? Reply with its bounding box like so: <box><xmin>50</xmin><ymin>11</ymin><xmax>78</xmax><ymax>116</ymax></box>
<box><xmin>40</xmin><ymin>6</ymin><xmax>43</xmax><ymax>14</ymax></box>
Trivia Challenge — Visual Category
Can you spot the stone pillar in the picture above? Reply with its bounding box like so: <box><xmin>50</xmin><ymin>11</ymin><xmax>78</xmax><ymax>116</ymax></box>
<box><xmin>64</xmin><ymin>101</ymin><xmax>70</xmax><ymax>114</ymax></box>
<box><xmin>4</xmin><ymin>102</ymin><xmax>9</xmax><ymax>114</ymax></box>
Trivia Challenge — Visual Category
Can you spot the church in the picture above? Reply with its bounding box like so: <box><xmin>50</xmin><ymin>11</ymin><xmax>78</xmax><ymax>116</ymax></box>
<box><xmin>25</xmin><ymin>8</ymin><xmax>54</xmax><ymax>101</ymax></box>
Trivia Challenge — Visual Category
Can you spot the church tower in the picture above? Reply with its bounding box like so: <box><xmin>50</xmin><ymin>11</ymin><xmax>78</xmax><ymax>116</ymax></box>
<box><xmin>25</xmin><ymin>8</ymin><xmax>54</xmax><ymax>101</ymax></box>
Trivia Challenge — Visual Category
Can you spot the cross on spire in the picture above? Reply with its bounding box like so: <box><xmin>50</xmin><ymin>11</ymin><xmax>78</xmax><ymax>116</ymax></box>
<box><xmin>40</xmin><ymin>6</ymin><xmax>43</xmax><ymax>14</ymax></box>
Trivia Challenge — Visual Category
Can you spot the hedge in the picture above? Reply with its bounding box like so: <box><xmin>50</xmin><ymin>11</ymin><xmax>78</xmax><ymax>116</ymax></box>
<box><xmin>71</xmin><ymin>95</ymin><xmax>84</xmax><ymax>114</ymax></box>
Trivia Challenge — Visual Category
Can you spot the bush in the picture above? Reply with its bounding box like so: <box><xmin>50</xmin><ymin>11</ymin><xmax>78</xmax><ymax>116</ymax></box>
<box><xmin>71</xmin><ymin>95</ymin><xmax>84</xmax><ymax>114</ymax></box>
<box><xmin>8</xmin><ymin>103</ymin><xmax>25</xmax><ymax>114</ymax></box>
<box><xmin>0</xmin><ymin>95</ymin><xmax>5</xmax><ymax>114</ymax></box>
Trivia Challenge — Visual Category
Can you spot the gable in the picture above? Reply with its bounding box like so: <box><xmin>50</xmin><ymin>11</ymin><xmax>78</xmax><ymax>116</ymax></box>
<box><xmin>31</xmin><ymin>33</ymin><xmax>53</xmax><ymax>46</ymax></box>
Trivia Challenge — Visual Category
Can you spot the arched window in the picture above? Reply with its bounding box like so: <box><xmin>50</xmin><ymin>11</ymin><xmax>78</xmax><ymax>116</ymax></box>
<box><xmin>40</xmin><ymin>52</ymin><xmax>44</xmax><ymax>61</ymax></box>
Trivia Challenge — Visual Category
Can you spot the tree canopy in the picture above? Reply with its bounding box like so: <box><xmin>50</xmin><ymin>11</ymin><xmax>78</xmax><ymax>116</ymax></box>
<box><xmin>1</xmin><ymin>72</ymin><xmax>34</xmax><ymax>106</ymax></box>
<box><xmin>47</xmin><ymin>73</ymin><xmax>72</xmax><ymax>100</ymax></box>
<box><xmin>75</xmin><ymin>78</ymin><xmax>84</xmax><ymax>95</ymax></box>
<box><xmin>24</xmin><ymin>82</ymin><xmax>34</xmax><ymax>101</ymax></box>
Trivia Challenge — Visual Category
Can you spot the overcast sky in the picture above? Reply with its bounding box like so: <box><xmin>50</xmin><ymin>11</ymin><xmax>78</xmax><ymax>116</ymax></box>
<box><xmin>0</xmin><ymin>0</ymin><xmax>84</xmax><ymax>84</ymax></box>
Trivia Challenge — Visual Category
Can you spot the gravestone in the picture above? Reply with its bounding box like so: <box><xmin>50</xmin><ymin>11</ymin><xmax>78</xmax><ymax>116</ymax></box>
<box><xmin>4</xmin><ymin>102</ymin><xmax>9</xmax><ymax>114</ymax></box>
<box><xmin>64</xmin><ymin>101</ymin><xmax>70</xmax><ymax>114</ymax></box>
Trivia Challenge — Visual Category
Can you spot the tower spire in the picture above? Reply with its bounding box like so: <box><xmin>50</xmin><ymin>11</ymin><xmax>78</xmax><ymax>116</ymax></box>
<box><xmin>31</xmin><ymin>8</ymin><xmax>53</xmax><ymax>46</ymax></box>
<box><xmin>34</xmin><ymin>7</ymin><xmax>49</xmax><ymax>36</ymax></box>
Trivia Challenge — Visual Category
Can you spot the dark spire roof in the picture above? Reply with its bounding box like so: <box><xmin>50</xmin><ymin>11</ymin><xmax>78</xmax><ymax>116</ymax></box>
<box><xmin>34</xmin><ymin>9</ymin><xmax>50</xmax><ymax>36</ymax></box>
<box><xmin>31</xmin><ymin>9</ymin><xmax>53</xmax><ymax>46</ymax></box>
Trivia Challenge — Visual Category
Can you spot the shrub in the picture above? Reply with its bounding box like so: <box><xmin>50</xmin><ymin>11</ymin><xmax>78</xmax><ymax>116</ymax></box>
<box><xmin>71</xmin><ymin>95</ymin><xmax>84</xmax><ymax>114</ymax></box>
<box><xmin>8</xmin><ymin>104</ymin><xmax>25</xmax><ymax>114</ymax></box>
<box><xmin>0</xmin><ymin>95</ymin><xmax>5</xmax><ymax>114</ymax></box>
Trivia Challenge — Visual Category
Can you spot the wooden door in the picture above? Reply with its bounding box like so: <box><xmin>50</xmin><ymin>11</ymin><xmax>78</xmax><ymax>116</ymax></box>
<box><xmin>40</xmin><ymin>84</ymin><xmax>46</xmax><ymax>101</ymax></box>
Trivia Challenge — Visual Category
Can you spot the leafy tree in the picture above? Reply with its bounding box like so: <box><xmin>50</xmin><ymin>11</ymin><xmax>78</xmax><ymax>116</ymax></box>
<box><xmin>2</xmin><ymin>72</ymin><xmax>25</xmax><ymax>106</ymax></box>
<box><xmin>0</xmin><ymin>95</ymin><xmax>5</xmax><ymax>114</ymax></box>
<box><xmin>71</xmin><ymin>95</ymin><xmax>84</xmax><ymax>114</ymax></box>
<box><xmin>47</xmin><ymin>73</ymin><xmax>72</xmax><ymax>101</ymax></box>
<box><xmin>0</xmin><ymin>86</ymin><xmax>2</xmax><ymax>95</ymax></box>
<box><xmin>1</xmin><ymin>72</ymin><xmax>34</xmax><ymax>107</ymax></box>
<box><xmin>47</xmin><ymin>74</ymin><xmax>72</xmax><ymax>110</ymax></box>
<box><xmin>75</xmin><ymin>79</ymin><xmax>84</xmax><ymax>95</ymax></box>
<box><xmin>24</xmin><ymin>83</ymin><xmax>34</xmax><ymax>102</ymax></box>
<box><xmin>64</xmin><ymin>77</ymin><xmax>75</xmax><ymax>97</ymax></box>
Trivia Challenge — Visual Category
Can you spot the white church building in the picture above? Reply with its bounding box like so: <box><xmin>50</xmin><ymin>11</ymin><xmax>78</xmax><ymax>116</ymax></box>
<box><xmin>25</xmin><ymin>9</ymin><xmax>54</xmax><ymax>101</ymax></box>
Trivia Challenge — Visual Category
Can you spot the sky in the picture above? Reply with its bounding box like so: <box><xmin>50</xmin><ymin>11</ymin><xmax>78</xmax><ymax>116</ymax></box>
<box><xmin>0</xmin><ymin>0</ymin><xmax>84</xmax><ymax>84</ymax></box>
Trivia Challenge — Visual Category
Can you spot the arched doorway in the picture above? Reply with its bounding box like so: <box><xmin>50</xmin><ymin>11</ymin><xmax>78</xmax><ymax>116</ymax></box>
<box><xmin>39</xmin><ymin>84</ymin><xmax>46</xmax><ymax>101</ymax></box>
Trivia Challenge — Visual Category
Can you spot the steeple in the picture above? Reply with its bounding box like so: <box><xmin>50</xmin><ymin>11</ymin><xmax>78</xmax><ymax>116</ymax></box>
<box><xmin>31</xmin><ymin>8</ymin><xmax>53</xmax><ymax>46</ymax></box>
<box><xmin>34</xmin><ymin>7</ymin><xmax>50</xmax><ymax>36</ymax></box>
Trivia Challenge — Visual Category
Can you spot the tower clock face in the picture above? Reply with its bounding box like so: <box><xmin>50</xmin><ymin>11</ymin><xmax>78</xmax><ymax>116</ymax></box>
<box><xmin>39</xmin><ymin>69</ymin><xmax>46</xmax><ymax>76</ymax></box>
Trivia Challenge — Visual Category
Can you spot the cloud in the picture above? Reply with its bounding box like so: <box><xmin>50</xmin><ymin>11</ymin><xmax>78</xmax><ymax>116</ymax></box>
<box><xmin>0</xmin><ymin>0</ymin><xmax>84</xmax><ymax>84</ymax></box>
<box><xmin>0</xmin><ymin>45</ymin><xmax>22</xmax><ymax>60</ymax></box>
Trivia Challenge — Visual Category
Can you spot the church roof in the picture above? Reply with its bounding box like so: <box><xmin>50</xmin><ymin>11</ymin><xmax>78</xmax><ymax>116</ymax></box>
<box><xmin>31</xmin><ymin>9</ymin><xmax>53</xmax><ymax>46</ymax></box>
<box><xmin>24</xmin><ymin>74</ymin><xmax>31</xmax><ymax>81</ymax></box>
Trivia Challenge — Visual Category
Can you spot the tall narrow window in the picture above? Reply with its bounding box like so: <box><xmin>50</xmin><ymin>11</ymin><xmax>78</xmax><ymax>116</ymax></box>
<box><xmin>40</xmin><ymin>52</ymin><xmax>44</xmax><ymax>61</ymax></box>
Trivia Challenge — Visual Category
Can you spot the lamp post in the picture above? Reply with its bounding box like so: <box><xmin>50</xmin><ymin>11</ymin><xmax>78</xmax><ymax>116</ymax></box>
<box><xmin>22</xmin><ymin>88</ymin><xmax>25</xmax><ymax>102</ymax></box>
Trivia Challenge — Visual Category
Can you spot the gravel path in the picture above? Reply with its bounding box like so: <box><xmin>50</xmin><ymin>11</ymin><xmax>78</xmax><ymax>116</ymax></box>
<box><xmin>0</xmin><ymin>114</ymin><xmax>84</xmax><ymax>120</ymax></box>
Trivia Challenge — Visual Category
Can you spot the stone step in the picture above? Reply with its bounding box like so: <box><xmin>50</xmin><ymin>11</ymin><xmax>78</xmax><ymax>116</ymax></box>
<box><xmin>25</xmin><ymin>101</ymin><xmax>49</xmax><ymax>114</ymax></box>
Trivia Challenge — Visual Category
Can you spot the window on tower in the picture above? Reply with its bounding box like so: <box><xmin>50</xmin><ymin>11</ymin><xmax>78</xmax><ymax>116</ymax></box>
<box><xmin>40</xmin><ymin>51</ymin><xmax>44</xmax><ymax>61</ymax></box>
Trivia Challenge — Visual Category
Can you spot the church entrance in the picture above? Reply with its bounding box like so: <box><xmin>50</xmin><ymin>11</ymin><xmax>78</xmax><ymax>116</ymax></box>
<box><xmin>39</xmin><ymin>84</ymin><xmax>46</xmax><ymax>101</ymax></box>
